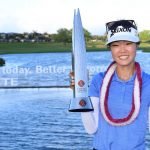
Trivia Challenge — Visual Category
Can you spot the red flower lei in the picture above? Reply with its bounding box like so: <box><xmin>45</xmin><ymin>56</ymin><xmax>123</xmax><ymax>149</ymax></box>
<box><xmin>100</xmin><ymin>62</ymin><xmax>142</xmax><ymax>126</ymax></box>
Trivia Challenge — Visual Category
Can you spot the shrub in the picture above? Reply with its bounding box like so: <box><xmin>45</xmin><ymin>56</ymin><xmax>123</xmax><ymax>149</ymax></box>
<box><xmin>0</xmin><ymin>58</ymin><xmax>5</xmax><ymax>66</ymax></box>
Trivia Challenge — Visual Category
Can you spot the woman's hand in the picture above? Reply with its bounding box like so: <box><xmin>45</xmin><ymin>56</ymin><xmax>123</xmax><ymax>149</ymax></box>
<box><xmin>69</xmin><ymin>71</ymin><xmax>75</xmax><ymax>89</ymax></box>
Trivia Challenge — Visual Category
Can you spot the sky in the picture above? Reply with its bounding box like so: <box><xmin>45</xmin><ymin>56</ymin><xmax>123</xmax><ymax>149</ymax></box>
<box><xmin>0</xmin><ymin>0</ymin><xmax>150</xmax><ymax>35</ymax></box>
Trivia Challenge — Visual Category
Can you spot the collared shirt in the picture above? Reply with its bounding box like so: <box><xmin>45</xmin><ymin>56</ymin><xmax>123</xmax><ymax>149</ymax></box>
<box><xmin>89</xmin><ymin>71</ymin><xmax>150</xmax><ymax>150</ymax></box>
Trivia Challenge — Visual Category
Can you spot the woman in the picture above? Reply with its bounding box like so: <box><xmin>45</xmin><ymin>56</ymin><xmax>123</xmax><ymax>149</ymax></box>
<box><xmin>81</xmin><ymin>20</ymin><xmax>150</xmax><ymax>150</ymax></box>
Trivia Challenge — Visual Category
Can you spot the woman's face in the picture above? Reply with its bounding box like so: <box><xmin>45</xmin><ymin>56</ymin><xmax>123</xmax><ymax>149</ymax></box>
<box><xmin>110</xmin><ymin>40</ymin><xmax>137</xmax><ymax>67</ymax></box>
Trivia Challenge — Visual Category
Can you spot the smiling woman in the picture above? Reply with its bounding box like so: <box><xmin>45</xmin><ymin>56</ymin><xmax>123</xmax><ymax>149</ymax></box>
<box><xmin>110</xmin><ymin>41</ymin><xmax>137</xmax><ymax>80</ymax></box>
<box><xmin>80</xmin><ymin>19</ymin><xmax>150</xmax><ymax>150</ymax></box>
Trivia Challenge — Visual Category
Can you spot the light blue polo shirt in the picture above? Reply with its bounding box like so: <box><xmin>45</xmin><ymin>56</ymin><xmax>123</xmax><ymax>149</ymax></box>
<box><xmin>89</xmin><ymin>70</ymin><xmax>150</xmax><ymax>150</ymax></box>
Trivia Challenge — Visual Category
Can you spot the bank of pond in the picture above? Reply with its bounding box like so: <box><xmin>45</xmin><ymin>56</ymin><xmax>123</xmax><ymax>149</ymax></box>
<box><xmin>0</xmin><ymin>42</ymin><xmax>150</xmax><ymax>54</ymax></box>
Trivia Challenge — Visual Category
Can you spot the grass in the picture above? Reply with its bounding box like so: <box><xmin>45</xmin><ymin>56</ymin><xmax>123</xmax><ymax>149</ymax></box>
<box><xmin>0</xmin><ymin>41</ymin><xmax>150</xmax><ymax>54</ymax></box>
<box><xmin>0</xmin><ymin>42</ymin><xmax>108</xmax><ymax>54</ymax></box>
<box><xmin>139</xmin><ymin>41</ymin><xmax>150</xmax><ymax>52</ymax></box>
<box><xmin>0</xmin><ymin>42</ymin><xmax>72</xmax><ymax>54</ymax></box>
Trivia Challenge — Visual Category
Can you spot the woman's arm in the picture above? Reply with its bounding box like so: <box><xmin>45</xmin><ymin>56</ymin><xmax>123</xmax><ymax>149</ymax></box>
<box><xmin>81</xmin><ymin>97</ymin><xmax>99</xmax><ymax>134</ymax></box>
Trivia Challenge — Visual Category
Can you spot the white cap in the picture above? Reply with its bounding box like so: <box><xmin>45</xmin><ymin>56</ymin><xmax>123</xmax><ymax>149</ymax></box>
<box><xmin>106</xmin><ymin>21</ymin><xmax>140</xmax><ymax>45</ymax></box>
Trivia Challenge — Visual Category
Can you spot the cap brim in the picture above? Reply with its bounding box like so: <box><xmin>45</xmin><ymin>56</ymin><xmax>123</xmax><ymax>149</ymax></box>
<box><xmin>106</xmin><ymin>35</ymin><xmax>140</xmax><ymax>45</ymax></box>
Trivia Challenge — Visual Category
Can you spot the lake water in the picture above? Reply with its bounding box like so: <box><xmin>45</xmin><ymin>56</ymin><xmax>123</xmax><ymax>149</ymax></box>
<box><xmin>0</xmin><ymin>51</ymin><xmax>150</xmax><ymax>150</ymax></box>
<box><xmin>1</xmin><ymin>51</ymin><xmax>150</xmax><ymax>87</ymax></box>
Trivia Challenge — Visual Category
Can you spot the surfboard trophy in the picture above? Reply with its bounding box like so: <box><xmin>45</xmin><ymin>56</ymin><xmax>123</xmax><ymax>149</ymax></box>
<box><xmin>69</xmin><ymin>8</ymin><xmax>93</xmax><ymax>112</ymax></box>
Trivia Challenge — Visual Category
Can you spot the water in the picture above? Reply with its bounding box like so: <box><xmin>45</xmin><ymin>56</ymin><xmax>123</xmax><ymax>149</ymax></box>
<box><xmin>0</xmin><ymin>53</ymin><xmax>73</xmax><ymax>86</ymax></box>
<box><xmin>0</xmin><ymin>88</ymin><xmax>93</xmax><ymax>150</ymax></box>
<box><xmin>1</xmin><ymin>51</ymin><xmax>150</xmax><ymax>86</ymax></box>
<box><xmin>0</xmin><ymin>51</ymin><xmax>150</xmax><ymax>149</ymax></box>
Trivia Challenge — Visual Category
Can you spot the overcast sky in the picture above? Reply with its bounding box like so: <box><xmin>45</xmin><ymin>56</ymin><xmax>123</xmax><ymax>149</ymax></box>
<box><xmin>0</xmin><ymin>0</ymin><xmax>150</xmax><ymax>35</ymax></box>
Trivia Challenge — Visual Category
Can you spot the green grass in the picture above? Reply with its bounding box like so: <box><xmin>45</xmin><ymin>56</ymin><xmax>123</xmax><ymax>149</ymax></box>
<box><xmin>0</xmin><ymin>41</ymin><xmax>150</xmax><ymax>54</ymax></box>
<box><xmin>139</xmin><ymin>41</ymin><xmax>150</xmax><ymax>52</ymax></box>
<box><xmin>0</xmin><ymin>42</ymin><xmax>108</xmax><ymax>54</ymax></box>
<box><xmin>0</xmin><ymin>42</ymin><xmax>72</xmax><ymax>54</ymax></box>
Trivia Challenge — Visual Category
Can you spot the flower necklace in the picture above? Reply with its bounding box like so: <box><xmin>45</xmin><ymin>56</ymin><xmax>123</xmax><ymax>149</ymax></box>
<box><xmin>100</xmin><ymin>62</ymin><xmax>142</xmax><ymax>126</ymax></box>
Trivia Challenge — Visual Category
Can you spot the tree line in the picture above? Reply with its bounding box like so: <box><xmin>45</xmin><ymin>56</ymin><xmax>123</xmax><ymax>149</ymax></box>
<box><xmin>0</xmin><ymin>28</ymin><xmax>150</xmax><ymax>44</ymax></box>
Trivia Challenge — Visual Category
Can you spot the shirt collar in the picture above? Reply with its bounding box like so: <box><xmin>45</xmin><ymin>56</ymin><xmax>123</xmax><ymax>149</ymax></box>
<box><xmin>112</xmin><ymin>70</ymin><xmax>136</xmax><ymax>83</ymax></box>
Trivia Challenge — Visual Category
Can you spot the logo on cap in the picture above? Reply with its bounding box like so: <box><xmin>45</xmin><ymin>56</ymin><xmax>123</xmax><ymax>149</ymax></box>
<box><xmin>110</xmin><ymin>26</ymin><xmax>132</xmax><ymax>37</ymax></box>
